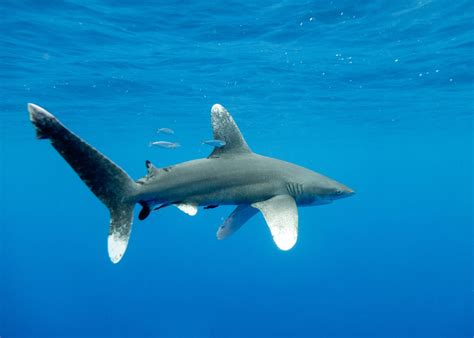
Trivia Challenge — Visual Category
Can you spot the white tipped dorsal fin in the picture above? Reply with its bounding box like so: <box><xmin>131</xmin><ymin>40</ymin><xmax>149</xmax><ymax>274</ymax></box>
<box><xmin>217</xmin><ymin>204</ymin><xmax>258</xmax><ymax>240</ymax></box>
<box><xmin>208</xmin><ymin>104</ymin><xmax>251</xmax><ymax>158</ymax></box>
<box><xmin>174</xmin><ymin>202</ymin><xmax>198</xmax><ymax>216</ymax></box>
<box><xmin>252</xmin><ymin>195</ymin><xmax>298</xmax><ymax>251</ymax></box>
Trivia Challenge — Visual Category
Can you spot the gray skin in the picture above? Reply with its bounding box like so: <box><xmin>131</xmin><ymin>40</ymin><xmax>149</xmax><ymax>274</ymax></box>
<box><xmin>28</xmin><ymin>102</ymin><xmax>354</xmax><ymax>263</ymax></box>
<box><xmin>135</xmin><ymin>153</ymin><xmax>354</xmax><ymax>209</ymax></box>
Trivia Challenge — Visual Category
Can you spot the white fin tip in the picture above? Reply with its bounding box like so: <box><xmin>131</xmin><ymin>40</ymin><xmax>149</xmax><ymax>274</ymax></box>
<box><xmin>211</xmin><ymin>103</ymin><xmax>225</xmax><ymax>114</ymax></box>
<box><xmin>27</xmin><ymin>103</ymin><xmax>55</xmax><ymax>120</ymax></box>
<box><xmin>108</xmin><ymin>234</ymin><xmax>128</xmax><ymax>264</ymax></box>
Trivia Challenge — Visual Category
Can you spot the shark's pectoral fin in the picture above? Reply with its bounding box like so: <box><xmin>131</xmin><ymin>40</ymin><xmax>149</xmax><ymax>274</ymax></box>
<box><xmin>252</xmin><ymin>195</ymin><xmax>298</xmax><ymax>251</ymax></box>
<box><xmin>174</xmin><ymin>202</ymin><xmax>198</xmax><ymax>216</ymax></box>
<box><xmin>217</xmin><ymin>204</ymin><xmax>258</xmax><ymax>240</ymax></box>
<box><xmin>208</xmin><ymin>104</ymin><xmax>252</xmax><ymax>158</ymax></box>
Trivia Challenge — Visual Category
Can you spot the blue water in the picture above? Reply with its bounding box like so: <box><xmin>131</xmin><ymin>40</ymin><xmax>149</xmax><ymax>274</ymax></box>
<box><xmin>1</xmin><ymin>1</ymin><xmax>473</xmax><ymax>337</ymax></box>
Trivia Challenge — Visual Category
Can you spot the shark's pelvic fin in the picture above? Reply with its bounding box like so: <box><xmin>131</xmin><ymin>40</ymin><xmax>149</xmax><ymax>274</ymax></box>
<box><xmin>217</xmin><ymin>204</ymin><xmax>258</xmax><ymax>240</ymax></box>
<box><xmin>208</xmin><ymin>104</ymin><xmax>252</xmax><ymax>158</ymax></box>
<box><xmin>252</xmin><ymin>195</ymin><xmax>298</xmax><ymax>251</ymax></box>
<box><xmin>174</xmin><ymin>202</ymin><xmax>198</xmax><ymax>216</ymax></box>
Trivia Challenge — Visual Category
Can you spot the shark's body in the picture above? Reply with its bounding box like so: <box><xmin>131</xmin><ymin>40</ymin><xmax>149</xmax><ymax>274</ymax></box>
<box><xmin>138</xmin><ymin>155</ymin><xmax>336</xmax><ymax>207</ymax></box>
<box><xmin>28</xmin><ymin>103</ymin><xmax>354</xmax><ymax>263</ymax></box>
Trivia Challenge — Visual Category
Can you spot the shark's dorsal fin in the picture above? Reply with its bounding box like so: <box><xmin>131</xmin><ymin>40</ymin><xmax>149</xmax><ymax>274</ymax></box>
<box><xmin>145</xmin><ymin>160</ymin><xmax>160</xmax><ymax>175</ymax></box>
<box><xmin>136</xmin><ymin>160</ymin><xmax>161</xmax><ymax>185</ymax></box>
<box><xmin>208</xmin><ymin>104</ymin><xmax>251</xmax><ymax>158</ymax></box>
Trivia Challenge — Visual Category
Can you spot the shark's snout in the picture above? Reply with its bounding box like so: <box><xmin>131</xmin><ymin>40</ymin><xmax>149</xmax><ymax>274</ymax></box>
<box><xmin>344</xmin><ymin>186</ymin><xmax>355</xmax><ymax>196</ymax></box>
<box><xmin>331</xmin><ymin>181</ymin><xmax>355</xmax><ymax>199</ymax></box>
<box><xmin>341</xmin><ymin>183</ymin><xmax>355</xmax><ymax>195</ymax></box>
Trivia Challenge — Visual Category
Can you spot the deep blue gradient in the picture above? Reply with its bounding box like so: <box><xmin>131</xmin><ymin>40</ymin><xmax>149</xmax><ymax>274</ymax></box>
<box><xmin>1</xmin><ymin>1</ymin><xmax>473</xmax><ymax>337</ymax></box>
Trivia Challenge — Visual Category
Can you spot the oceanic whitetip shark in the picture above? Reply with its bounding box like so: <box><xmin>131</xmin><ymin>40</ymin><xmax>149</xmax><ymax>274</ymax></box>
<box><xmin>28</xmin><ymin>103</ymin><xmax>355</xmax><ymax>263</ymax></box>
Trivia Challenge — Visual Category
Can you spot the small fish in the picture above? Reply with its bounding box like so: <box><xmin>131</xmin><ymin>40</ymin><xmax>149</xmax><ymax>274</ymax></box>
<box><xmin>149</xmin><ymin>141</ymin><xmax>180</xmax><ymax>149</ymax></box>
<box><xmin>157</xmin><ymin>128</ymin><xmax>175</xmax><ymax>135</ymax></box>
<box><xmin>202</xmin><ymin>139</ymin><xmax>226</xmax><ymax>148</ymax></box>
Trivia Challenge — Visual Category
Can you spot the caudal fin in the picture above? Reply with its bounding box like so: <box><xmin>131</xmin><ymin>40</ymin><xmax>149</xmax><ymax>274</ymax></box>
<box><xmin>28</xmin><ymin>103</ymin><xmax>138</xmax><ymax>263</ymax></box>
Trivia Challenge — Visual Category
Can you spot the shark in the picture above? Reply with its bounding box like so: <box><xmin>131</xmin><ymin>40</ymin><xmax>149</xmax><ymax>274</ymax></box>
<box><xmin>28</xmin><ymin>103</ymin><xmax>355</xmax><ymax>263</ymax></box>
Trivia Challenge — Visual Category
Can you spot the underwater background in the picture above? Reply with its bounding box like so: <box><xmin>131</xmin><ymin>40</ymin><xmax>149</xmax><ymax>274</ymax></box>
<box><xmin>1</xmin><ymin>0</ymin><xmax>472</xmax><ymax>337</ymax></box>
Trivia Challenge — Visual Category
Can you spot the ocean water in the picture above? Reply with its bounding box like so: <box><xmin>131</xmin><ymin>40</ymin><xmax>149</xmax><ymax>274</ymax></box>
<box><xmin>1</xmin><ymin>1</ymin><xmax>473</xmax><ymax>337</ymax></box>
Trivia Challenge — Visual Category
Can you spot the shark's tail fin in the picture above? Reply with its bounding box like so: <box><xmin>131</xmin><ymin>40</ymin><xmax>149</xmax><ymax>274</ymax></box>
<box><xmin>28</xmin><ymin>103</ymin><xmax>138</xmax><ymax>263</ymax></box>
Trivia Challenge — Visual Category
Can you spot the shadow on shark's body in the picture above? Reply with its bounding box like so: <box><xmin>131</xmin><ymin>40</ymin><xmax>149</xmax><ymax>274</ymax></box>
<box><xmin>28</xmin><ymin>103</ymin><xmax>354</xmax><ymax>263</ymax></box>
